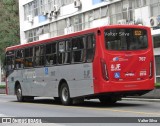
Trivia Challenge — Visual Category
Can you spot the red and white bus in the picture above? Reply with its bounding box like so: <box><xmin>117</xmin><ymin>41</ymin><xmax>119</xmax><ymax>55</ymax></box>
<box><xmin>5</xmin><ymin>25</ymin><xmax>154</xmax><ymax>105</ymax></box>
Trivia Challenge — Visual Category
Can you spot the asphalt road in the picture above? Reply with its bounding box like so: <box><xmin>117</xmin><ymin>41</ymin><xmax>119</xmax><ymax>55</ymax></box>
<box><xmin>0</xmin><ymin>94</ymin><xmax>160</xmax><ymax>126</ymax></box>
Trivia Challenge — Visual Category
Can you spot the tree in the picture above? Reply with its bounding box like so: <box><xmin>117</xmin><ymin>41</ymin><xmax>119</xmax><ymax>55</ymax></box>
<box><xmin>0</xmin><ymin>0</ymin><xmax>20</xmax><ymax>62</ymax></box>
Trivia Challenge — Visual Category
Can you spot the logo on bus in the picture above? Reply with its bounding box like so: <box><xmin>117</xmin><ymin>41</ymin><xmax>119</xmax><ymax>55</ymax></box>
<box><xmin>140</xmin><ymin>70</ymin><xmax>147</xmax><ymax>76</ymax></box>
<box><xmin>113</xmin><ymin>57</ymin><xmax>119</xmax><ymax>62</ymax></box>
<box><xmin>111</xmin><ymin>64</ymin><xmax>121</xmax><ymax>71</ymax></box>
<box><xmin>112</xmin><ymin>57</ymin><xmax>128</xmax><ymax>62</ymax></box>
<box><xmin>114</xmin><ymin>72</ymin><xmax>120</xmax><ymax>79</ymax></box>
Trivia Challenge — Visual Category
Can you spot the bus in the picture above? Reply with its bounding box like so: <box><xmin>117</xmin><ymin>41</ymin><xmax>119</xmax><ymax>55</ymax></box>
<box><xmin>5</xmin><ymin>25</ymin><xmax>154</xmax><ymax>105</ymax></box>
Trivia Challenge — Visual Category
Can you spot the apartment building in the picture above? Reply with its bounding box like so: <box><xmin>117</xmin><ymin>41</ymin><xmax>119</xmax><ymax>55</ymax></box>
<box><xmin>19</xmin><ymin>0</ymin><xmax>160</xmax><ymax>83</ymax></box>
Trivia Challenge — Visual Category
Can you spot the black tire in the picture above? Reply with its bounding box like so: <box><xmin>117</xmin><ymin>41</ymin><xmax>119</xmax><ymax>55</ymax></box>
<box><xmin>99</xmin><ymin>97</ymin><xmax>119</xmax><ymax>104</ymax></box>
<box><xmin>54</xmin><ymin>97</ymin><xmax>61</xmax><ymax>103</ymax></box>
<box><xmin>15</xmin><ymin>85</ymin><xmax>24</xmax><ymax>102</ymax></box>
<box><xmin>25</xmin><ymin>96</ymin><xmax>34</xmax><ymax>101</ymax></box>
<box><xmin>60</xmin><ymin>83</ymin><xmax>72</xmax><ymax>105</ymax></box>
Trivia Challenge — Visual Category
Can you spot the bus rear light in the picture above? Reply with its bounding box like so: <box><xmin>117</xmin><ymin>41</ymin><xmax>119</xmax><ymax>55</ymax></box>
<box><xmin>149</xmin><ymin>61</ymin><xmax>153</xmax><ymax>79</ymax></box>
<box><xmin>100</xmin><ymin>58</ymin><xmax>109</xmax><ymax>81</ymax></box>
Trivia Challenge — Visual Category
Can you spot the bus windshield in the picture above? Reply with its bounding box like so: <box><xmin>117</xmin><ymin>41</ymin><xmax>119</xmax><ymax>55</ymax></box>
<box><xmin>104</xmin><ymin>28</ymin><xmax>148</xmax><ymax>51</ymax></box>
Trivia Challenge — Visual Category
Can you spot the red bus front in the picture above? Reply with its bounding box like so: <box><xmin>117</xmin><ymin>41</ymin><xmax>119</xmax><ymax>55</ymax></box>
<box><xmin>93</xmin><ymin>25</ymin><xmax>154</xmax><ymax>96</ymax></box>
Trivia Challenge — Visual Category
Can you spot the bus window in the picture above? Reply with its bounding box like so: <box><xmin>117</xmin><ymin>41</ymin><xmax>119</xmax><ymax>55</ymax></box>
<box><xmin>15</xmin><ymin>49</ymin><xmax>24</xmax><ymax>69</ymax></box>
<box><xmin>6</xmin><ymin>56</ymin><xmax>15</xmax><ymax>71</ymax></box>
<box><xmin>46</xmin><ymin>43</ymin><xmax>57</xmax><ymax>65</ymax></box>
<box><xmin>34</xmin><ymin>45</ymin><xmax>44</xmax><ymax>67</ymax></box>
<box><xmin>58</xmin><ymin>40</ymin><xmax>71</xmax><ymax>65</ymax></box>
<box><xmin>24</xmin><ymin>47</ymin><xmax>34</xmax><ymax>67</ymax></box>
<box><xmin>72</xmin><ymin>37</ymin><xmax>85</xmax><ymax>63</ymax></box>
<box><xmin>104</xmin><ymin>28</ymin><xmax>148</xmax><ymax>51</ymax></box>
<box><xmin>86</xmin><ymin>34</ymin><xmax>95</xmax><ymax>62</ymax></box>
<box><xmin>58</xmin><ymin>41</ymin><xmax>65</xmax><ymax>64</ymax></box>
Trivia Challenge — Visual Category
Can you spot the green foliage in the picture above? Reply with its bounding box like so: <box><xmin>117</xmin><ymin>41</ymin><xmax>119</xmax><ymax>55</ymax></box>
<box><xmin>156</xmin><ymin>83</ymin><xmax>160</xmax><ymax>87</ymax></box>
<box><xmin>0</xmin><ymin>85</ymin><xmax>5</xmax><ymax>89</ymax></box>
<box><xmin>0</xmin><ymin>0</ymin><xmax>20</xmax><ymax>62</ymax></box>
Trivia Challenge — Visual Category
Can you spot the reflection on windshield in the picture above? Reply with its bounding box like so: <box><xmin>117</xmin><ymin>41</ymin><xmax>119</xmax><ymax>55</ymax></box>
<box><xmin>104</xmin><ymin>28</ymin><xmax>148</xmax><ymax>51</ymax></box>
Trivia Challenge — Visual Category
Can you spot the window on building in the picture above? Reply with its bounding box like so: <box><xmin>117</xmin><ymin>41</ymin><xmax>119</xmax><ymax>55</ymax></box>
<box><xmin>44</xmin><ymin>25</ymin><xmax>50</xmax><ymax>34</ymax></box>
<box><xmin>84</xmin><ymin>11</ymin><xmax>93</xmax><ymax>29</ymax></box>
<box><xmin>156</xmin><ymin>77</ymin><xmax>160</xmax><ymax>83</ymax></box>
<box><xmin>73</xmin><ymin>14</ymin><xmax>82</xmax><ymax>32</ymax></box>
<box><xmin>24</xmin><ymin>2</ymin><xmax>34</xmax><ymax>21</ymax></box>
<box><xmin>94</xmin><ymin>8</ymin><xmax>100</xmax><ymax>20</ymax></box>
<box><xmin>28</xmin><ymin>30</ymin><xmax>34</xmax><ymax>42</ymax></box>
<box><xmin>50</xmin><ymin>22</ymin><xmax>58</xmax><ymax>37</ymax></box>
<box><xmin>135</xmin><ymin>0</ymin><xmax>147</xmax><ymax>8</ymax></box>
<box><xmin>109</xmin><ymin>4</ymin><xmax>116</xmax><ymax>15</ymax></box>
<box><xmin>122</xmin><ymin>0</ymin><xmax>134</xmax><ymax>22</ymax></box>
<box><xmin>33</xmin><ymin>0</ymin><xmax>39</xmax><ymax>16</ymax></box>
<box><xmin>62</xmin><ymin>0</ymin><xmax>74</xmax><ymax>5</ymax></box>
<box><xmin>101</xmin><ymin>6</ymin><xmax>109</xmax><ymax>18</ymax></box>
<box><xmin>150</xmin><ymin>0</ymin><xmax>160</xmax><ymax>4</ymax></box>
<box><xmin>46</xmin><ymin>42</ymin><xmax>57</xmax><ymax>65</ymax></box>
<box><xmin>57</xmin><ymin>20</ymin><xmax>65</xmax><ymax>35</ymax></box>
<box><xmin>15</xmin><ymin>50</ymin><xmax>24</xmax><ymax>69</ymax></box>
<box><xmin>153</xmin><ymin>36</ymin><xmax>160</xmax><ymax>48</ymax></box>
<box><xmin>150</xmin><ymin>0</ymin><xmax>160</xmax><ymax>17</ymax></box>
<box><xmin>155</xmin><ymin>56</ymin><xmax>160</xmax><ymax>76</ymax></box>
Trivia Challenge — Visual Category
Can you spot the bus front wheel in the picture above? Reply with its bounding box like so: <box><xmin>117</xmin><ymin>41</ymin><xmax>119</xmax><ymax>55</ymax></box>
<box><xmin>16</xmin><ymin>85</ymin><xmax>24</xmax><ymax>102</ymax></box>
<box><xmin>60</xmin><ymin>83</ymin><xmax>72</xmax><ymax>105</ymax></box>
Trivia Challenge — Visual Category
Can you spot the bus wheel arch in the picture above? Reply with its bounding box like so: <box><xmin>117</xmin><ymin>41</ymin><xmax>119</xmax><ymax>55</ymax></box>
<box><xmin>58</xmin><ymin>79</ymin><xmax>72</xmax><ymax>105</ymax></box>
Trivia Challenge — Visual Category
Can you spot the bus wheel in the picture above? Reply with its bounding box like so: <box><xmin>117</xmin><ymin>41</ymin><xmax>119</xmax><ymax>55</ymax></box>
<box><xmin>16</xmin><ymin>85</ymin><xmax>24</xmax><ymax>102</ymax></box>
<box><xmin>60</xmin><ymin>83</ymin><xmax>72</xmax><ymax>105</ymax></box>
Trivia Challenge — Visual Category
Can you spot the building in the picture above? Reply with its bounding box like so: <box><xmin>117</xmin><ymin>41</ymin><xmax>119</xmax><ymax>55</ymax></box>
<box><xmin>19</xmin><ymin>0</ymin><xmax>160</xmax><ymax>83</ymax></box>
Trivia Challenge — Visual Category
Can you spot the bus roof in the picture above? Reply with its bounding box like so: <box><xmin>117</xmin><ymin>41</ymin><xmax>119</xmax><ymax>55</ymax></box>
<box><xmin>6</xmin><ymin>25</ymin><xmax>150</xmax><ymax>51</ymax></box>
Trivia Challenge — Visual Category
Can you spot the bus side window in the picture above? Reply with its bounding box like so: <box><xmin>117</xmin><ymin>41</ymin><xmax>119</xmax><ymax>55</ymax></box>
<box><xmin>72</xmin><ymin>37</ymin><xmax>85</xmax><ymax>63</ymax></box>
<box><xmin>6</xmin><ymin>56</ymin><xmax>15</xmax><ymax>71</ymax></box>
<box><xmin>64</xmin><ymin>40</ymin><xmax>71</xmax><ymax>64</ymax></box>
<box><xmin>34</xmin><ymin>45</ymin><xmax>45</xmax><ymax>67</ymax></box>
<box><xmin>46</xmin><ymin>43</ymin><xmax>57</xmax><ymax>66</ymax></box>
<box><xmin>5</xmin><ymin>51</ymin><xmax>15</xmax><ymax>71</ymax></box>
<box><xmin>58</xmin><ymin>41</ymin><xmax>65</xmax><ymax>64</ymax></box>
<box><xmin>24</xmin><ymin>47</ymin><xmax>34</xmax><ymax>67</ymax></box>
<box><xmin>86</xmin><ymin>34</ymin><xmax>95</xmax><ymax>62</ymax></box>
<box><xmin>15</xmin><ymin>49</ymin><xmax>24</xmax><ymax>69</ymax></box>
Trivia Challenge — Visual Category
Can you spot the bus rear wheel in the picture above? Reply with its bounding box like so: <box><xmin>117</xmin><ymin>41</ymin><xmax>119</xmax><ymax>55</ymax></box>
<box><xmin>60</xmin><ymin>83</ymin><xmax>72</xmax><ymax>105</ymax></box>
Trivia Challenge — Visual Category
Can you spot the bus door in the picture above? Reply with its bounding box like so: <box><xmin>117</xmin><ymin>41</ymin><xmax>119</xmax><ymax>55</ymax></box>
<box><xmin>5</xmin><ymin>51</ymin><xmax>15</xmax><ymax>94</ymax></box>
